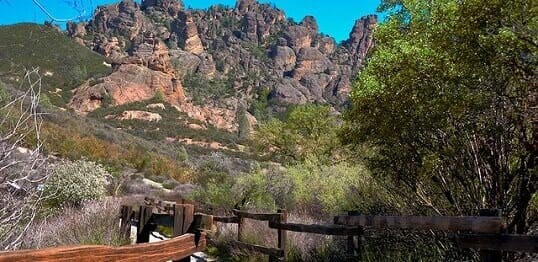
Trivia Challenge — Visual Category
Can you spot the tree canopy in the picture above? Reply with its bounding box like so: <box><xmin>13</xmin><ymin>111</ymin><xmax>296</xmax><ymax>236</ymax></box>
<box><xmin>342</xmin><ymin>0</ymin><xmax>536</xmax><ymax>233</ymax></box>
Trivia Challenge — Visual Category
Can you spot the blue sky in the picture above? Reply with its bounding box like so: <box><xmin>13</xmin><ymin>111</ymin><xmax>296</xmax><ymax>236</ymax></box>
<box><xmin>0</xmin><ymin>0</ymin><xmax>383</xmax><ymax>42</ymax></box>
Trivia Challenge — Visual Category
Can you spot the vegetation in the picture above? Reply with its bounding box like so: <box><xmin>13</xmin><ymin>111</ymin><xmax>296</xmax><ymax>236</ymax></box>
<box><xmin>43</xmin><ymin>160</ymin><xmax>108</xmax><ymax>208</ymax></box>
<box><xmin>183</xmin><ymin>73</ymin><xmax>235</xmax><ymax>104</ymax></box>
<box><xmin>255</xmin><ymin>105</ymin><xmax>341</xmax><ymax>164</ymax></box>
<box><xmin>0</xmin><ymin>24</ymin><xmax>111</xmax><ymax>106</ymax></box>
<box><xmin>342</xmin><ymin>0</ymin><xmax>537</xmax><ymax>233</ymax></box>
<box><xmin>236</xmin><ymin>105</ymin><xmax>250</xmax><ymax>141</ymax></box>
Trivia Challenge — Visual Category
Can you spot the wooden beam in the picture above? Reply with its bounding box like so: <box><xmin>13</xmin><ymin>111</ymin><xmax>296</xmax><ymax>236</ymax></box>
<box><xmin>213</xmin><ymin>216</ymin><xmax>240</xmax><ymax>223</ymax></box>
<box><xmin>333</xmin><ymin>215</ymin><xmax>506</xmax><ymax>233</ymax></box>
<box><xmin>229</xmin><ymin>241</ymin><xmax>284</xmax><ymax>257</ymax></box>
<box><xmin>0</xmin><ymin>234</ymin><xmax>205</xmax><ymax>262</ymax></box>
<box><xmin>232</xmin><ymin>210</ymin><xmax>280</xmax><ymax>222</ymax></box>
<box><xmin>456</xmin><ymin>234</ymin><xmax>538</xmax><ymax>253</ymax></box>
<box><xmin>269</xmin><ymin>222</ymin><xmax>363</xmax><ymax>235</ymax></box>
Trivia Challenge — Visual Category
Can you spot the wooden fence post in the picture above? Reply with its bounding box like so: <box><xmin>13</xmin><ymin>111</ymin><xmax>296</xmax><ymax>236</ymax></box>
<box><xmin>479</xmin><ymin>209</ymin><xmax>503</xmax><ymax>262</ymax></box>
<box><xmin>119</xmin><ymin>205</ymin><xmax>133</xmax><ymax>240</ymax></box>
<box><xmin>136</xmin><ymin>205</ymin><xmax>153</xmax><ymax>243</ymax></box>
<box><xmin>346</xmin><ymin>211</ymin><xmax>359</xmax><ymax>258</ymax></box>
<box><xmin>276</xmin><ymin>209</ymin><xmax>287</xmax><ymax>262</ymax></box>
<box><xmin>237</xmin><ymin>212</ymin><xmax>244</xmax><ymax>242</ymax></box>
<box><xmin>173</xmin><ymin>204</ymin><xmax>195</xmax><ymax>262</ymax></box>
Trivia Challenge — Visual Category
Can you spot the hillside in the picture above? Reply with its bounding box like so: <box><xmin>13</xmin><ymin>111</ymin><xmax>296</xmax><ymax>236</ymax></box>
<box><xmin>0</xmin><ymin>0</ymin><xmax>377</xmax><ymax>162</ymax></box>
<box><xmin>0</xmin><ymin>23</ymin><xmax>112</xmax><ymax>106</ymax></box>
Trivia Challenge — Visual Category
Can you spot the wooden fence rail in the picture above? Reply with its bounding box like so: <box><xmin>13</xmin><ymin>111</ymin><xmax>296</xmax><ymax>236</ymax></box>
<box><xmin>2</xmin><ymin>197</ymin><xmax>535</xmax><ymax>262</ymax></box>
<box><xmin>334</xmin><ymin>215</ymin><xmax>507</xmax><ymax>233</ymax></box>
<box><xmin>0</xmin><ymin>233</ymin><xmax>206</xmax><ymax>262</ymax></box>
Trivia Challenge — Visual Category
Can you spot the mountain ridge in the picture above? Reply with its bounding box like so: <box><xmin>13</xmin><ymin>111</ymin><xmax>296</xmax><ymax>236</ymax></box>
<box><xmin>63</xmin><ymin>0</ymin><xmax>376</xmax><ymax>131</ymax></box>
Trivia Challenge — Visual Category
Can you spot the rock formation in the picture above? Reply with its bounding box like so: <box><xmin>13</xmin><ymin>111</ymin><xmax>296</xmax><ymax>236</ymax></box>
<box><xmin>67</xmin><ymin>0</ymin><xmax>377</xmax><ymax>130</ymax></box>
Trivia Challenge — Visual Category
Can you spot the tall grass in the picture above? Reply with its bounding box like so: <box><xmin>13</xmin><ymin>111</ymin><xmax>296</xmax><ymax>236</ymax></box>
<box><xmin>20</xmin><ymin>198</ymin><xmax>128</xmax><ymax>249</ymax></box>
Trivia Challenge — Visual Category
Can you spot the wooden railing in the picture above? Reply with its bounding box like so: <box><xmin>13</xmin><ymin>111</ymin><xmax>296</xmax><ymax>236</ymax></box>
<box><xmin>1</xmin><ymin>197</ymin><xmax>536</xmax><ymax>262</ymax></box>
<box><xmin>0</xmin><ymin>233</ymin><xmax>206</xmax><ymax>262</ymax></box>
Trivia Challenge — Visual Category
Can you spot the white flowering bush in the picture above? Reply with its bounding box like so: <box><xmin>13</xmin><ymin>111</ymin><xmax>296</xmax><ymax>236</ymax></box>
<box><xmin>43</xmin><ymin>160</ymin><xmax>108</xmax><ymax>208</ymax></box>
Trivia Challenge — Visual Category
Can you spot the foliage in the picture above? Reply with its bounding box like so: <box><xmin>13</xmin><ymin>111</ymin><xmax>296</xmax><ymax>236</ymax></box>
<box><xmin>0</xmin><ymin>24</ymin><xmax>111</xmax><ymax>106</ymax></box>
<box><xmin>285</xmin><ymin>160</ymin><xmax>399</xmax><ymax>214</ymax></box>
<box><xmin>183</xmin><ymin>73</ymin><xmax>235</xmax><ymax>104</ymax></box>
<box><xmin>255</xmin><ymin>105</ymin><xmax>341</xmax><ymax>164</ymax></box>
<box><xmin>249</xmin><ymin>87</ymin><xmax>274</xmax><ymax>122</ymax></box>
<box><xmin>236</xmin><ymin>106</ymin><xmax>250</xmax><ymax>141</ymax></box>
<box><xmin>342</xmin><ymin>0</ymin><xmax>537</xmax><ymax>232</ymax></box>
<box><xmin>43</xmin><ymin>160</ymin><xmax>108</xmax><ymax>208</ymax></box>
<box><xmin>177</xmin><ymin>145</ymin><xmax>189</xmax><ymax>162</ymax></box>
<box><xmin>190</xmin><ymin>159</ymin><xmax>398</xmax><ymax>215</ymax></box>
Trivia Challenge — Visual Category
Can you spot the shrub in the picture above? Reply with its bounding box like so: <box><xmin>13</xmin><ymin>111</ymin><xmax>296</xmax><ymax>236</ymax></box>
<box><xmin>43</xmin><ymin>160</ymin><xmax>108</xmax><ymax>208</ymax></box>
<box><xmin>177</xmin><ymin>145</ymin><xmax>189</xmax><ymax>162</ymax></box>
<box><xmin>21</xmin><ymin>198</ymin><xmax>128</xmax><ymax>248</ymax></box>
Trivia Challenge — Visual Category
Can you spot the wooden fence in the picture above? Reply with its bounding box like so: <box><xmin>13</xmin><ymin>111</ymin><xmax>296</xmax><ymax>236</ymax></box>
<box><xmin>1</xmin><ymin>197</ymin><xmax>536</xmax><ymax>262</ymax></box>
<box><xmin>193</xmin><ymin>203</ymin><xmax>536</xmax><ymax>262</ymax></box>
<box><xmin>0</xmin><ymin>197</ymin><xmax>206</xmax><ymax>262</ymax></box>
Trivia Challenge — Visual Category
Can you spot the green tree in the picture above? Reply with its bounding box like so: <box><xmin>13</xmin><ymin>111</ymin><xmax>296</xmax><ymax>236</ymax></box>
<box><xmin>342</xmin><ymin>0</ymin><xmax>536</xmax><ymax>232</ymax></box>
<box><xmin>256</xmin><ymin>105</ymin><xmax>341</xmax><ymax>163</ymax></box>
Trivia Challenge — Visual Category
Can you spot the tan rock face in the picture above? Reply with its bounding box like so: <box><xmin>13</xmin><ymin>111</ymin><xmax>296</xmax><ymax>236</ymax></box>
<box><xmin>116</xmin><ymin>110</ymin><xmax>162</xmax><ymax>122</ymax></box>
<box><xmin>293</xmin><ymin>47</ymin><xmax>332</xmax><ymax>79</ymax></box>
<box><xmin>131</xmin><ymin>32</ymin><xmax>175</xmax><ymax>75</ymax></box>
<box><xmin>174</xmin><ymin>103</ymin><xmax>237</xmax><ymax>131</ymax></box>
<box><xmin>175</xmin><ymin>11</ymin><xmax>204</xmax><ymax>55</ymax></box>
<box><xmin>284</xmin><ymin>26</ymin><xmax>312</xmax><ymax>52</ymax></box>
<box><xmin>69</xmin><ymin>64</ymin><xmax>185</xmax><ymax>113</ymax></box>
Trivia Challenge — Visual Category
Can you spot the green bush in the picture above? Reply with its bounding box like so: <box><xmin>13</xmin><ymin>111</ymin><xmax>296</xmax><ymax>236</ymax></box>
<box><xmin>43</xmin><ymin>160</ymin><xmax>108</xmax><ymax>208</ymax></box>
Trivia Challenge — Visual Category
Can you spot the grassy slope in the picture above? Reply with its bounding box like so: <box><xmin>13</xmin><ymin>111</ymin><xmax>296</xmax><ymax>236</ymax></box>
<box><xmin>0</xmin><ymin>23</ymin><xmax>111</xmax><ymax>106</ymax></box>
<box><xmin>0</xmin><ymin>23</ymin><xmax>259</xmax><ymax>169</ymax></box>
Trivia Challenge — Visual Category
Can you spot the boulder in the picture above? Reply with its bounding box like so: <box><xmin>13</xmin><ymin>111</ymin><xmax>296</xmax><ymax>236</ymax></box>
<box><xmin>271</xmin><ymin>46</ymin><xmax>296</xmax><ymax>71</ymax></box>
<box><xmin>293</xmin><ymin>47</ymin><xmax>332</xmax><ymax>79</ymax></box>
<box><xmin>283</xmin><ymin>25</ymin><xmax>312</xmax><ymax>51</ymax></box>
<box><xmin>116</xmin><ymin>110</ymin><xmax>162</xmax><ymax>121</ymax></box>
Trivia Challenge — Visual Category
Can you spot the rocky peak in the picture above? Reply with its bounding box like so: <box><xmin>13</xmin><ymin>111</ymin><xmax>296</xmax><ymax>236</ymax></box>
<box><xmin>67</xmin><ymin>0</ymin><xmax>377</xmax><ymax>128</ymax></box>
<box><xmin>300</xmin><ymin>16</ymin><xmax>318</xmax><ymax>32</ymax></box>
<box><xmin>141</xmin><ymin>0</ymin><xmax>183</xmax><ymax>17</ymax></box>
<box><xmin>343</xmin><ymin>15</ymin><xmax>377</xmax><ymax>71</ymax></box>
<box><xmin>89</xmin><ymin>0</ymin><xmax>149</xmax><ymax>40</ymax></box>
<box><xmin>235</xmin><ymin>0</ymin><xmax>258</xmax><ymax>13</ymax></box>
<box><xmin>130</xmin><ymin>31</ymin><xmax>175</xmax><ymax>75</ymax></box>
<box><xmin>173</xmin><ymin>11</ymin><xmax>204</xmax><ymax>54</ymax></box>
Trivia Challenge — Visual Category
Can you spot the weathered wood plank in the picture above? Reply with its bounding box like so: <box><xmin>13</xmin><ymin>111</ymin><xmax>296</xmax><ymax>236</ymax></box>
<box><xmin>173</xmin><ymin>204</ymin><xmax>185</xmax><ymax>237</ymax></box>
<box><xmin>275</xmin><ymin>209</ymin><xmax>287</xmax><ymax>262</ymax></box>
<box><xmin>269</xmin><ymin>222</ymin><xmax>363</xmax><ymax>235</ymax></box>
<box><xmin>136</xmin><ymin>205</ymin><xmax>153</xmax><ymax>243</ymax></box>
<box><xmin>333</xmin><ymin>215</ymin><xmax>506</xmax><ymax>233</ymax></box>
<box><xmin>456</xmin><ymin>234</ymin><xmax>538</xmax><ymax>253</ymax></box>
<box><xmin>183</xmin><ymin>204</ymin><xmax>195</xmax><ymax>233</ymax></box>
<box><xmin>119</xmin><ymin>206</ymin><xmax>133</xmax><ymax>239</ymax></box>
<box><xmin>0</xmin><ymin>234</ymin><xmax>205</xmax><ymax>262</ymax></box>
<box><xmin>229</xmin><ymin>241</ymin><xmax>284</xmax><ymax>257</ymax></box>
<box><xmin>232</xmin><ymin>210</ymin><xmax>281</xmax><ymax>221</ymax></box>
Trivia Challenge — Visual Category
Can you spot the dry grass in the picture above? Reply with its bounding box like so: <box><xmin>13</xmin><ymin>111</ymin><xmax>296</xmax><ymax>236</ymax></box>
<box><xmin>210</xmin><ymin>211</ymin><xmax>345</xmax><ymax>261</ymax></box>
<box><xmin>20</xmin><ymin>198</ymin><xmax>128</xmax><ymax>249</ymax></box>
